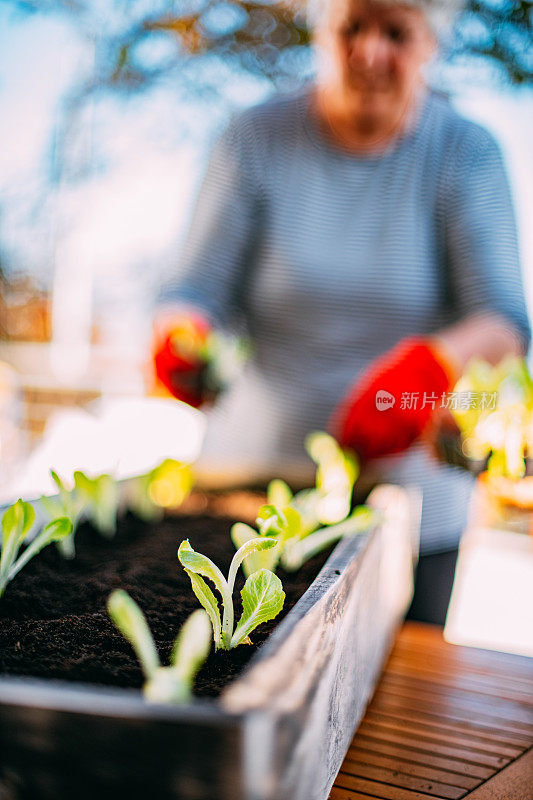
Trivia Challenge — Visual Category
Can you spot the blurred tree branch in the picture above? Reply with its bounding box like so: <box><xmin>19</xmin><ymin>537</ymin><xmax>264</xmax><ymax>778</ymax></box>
<box><xmin>5</xmin><ymin>0</ymin><xmax>530</xmax><ymax>89</ymax></box>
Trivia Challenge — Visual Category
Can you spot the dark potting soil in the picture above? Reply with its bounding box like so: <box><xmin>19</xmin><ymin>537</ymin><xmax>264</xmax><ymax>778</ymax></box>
<box><xmin>0</xmin><ymin>512</ymin><xmax>331</xmax><ymax>698</ymax></box>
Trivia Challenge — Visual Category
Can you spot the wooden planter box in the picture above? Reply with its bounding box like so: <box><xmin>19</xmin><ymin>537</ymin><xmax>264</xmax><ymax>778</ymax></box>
<box><xmin>0</xmin><ymin>485</ymin><xmax>418</xmax><ymax>800</ymax></box>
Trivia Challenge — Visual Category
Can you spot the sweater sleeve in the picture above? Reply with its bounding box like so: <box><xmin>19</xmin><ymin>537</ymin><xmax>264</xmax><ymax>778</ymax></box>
<box><xmin>159</xmin><ymin>117</ymin><xmax>262</xmax><ymax>328</ymax></box>
<box><xmin>443</xmin><ymin>125</ymin><xmax>531</xmax><ymax>352</ymax></box>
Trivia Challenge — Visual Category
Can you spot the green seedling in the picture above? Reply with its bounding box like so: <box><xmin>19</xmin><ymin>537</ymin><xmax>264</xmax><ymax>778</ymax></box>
<box><xmin>281</xmin><ymin>506</ymin><xmax>377</xmax><ymax>571</ymax></box>
<box><xmin>128</xmin><ymin>460</ymin><xmax>194</xmax><ymax>522</ymax></box>
<box><xmin>266</xmin><ymin>478</ymin><xmax>293</xmax><ymax>509</ymax></box>
<box><xmin>0</xmin><ymin>500</ymin><xmax>72</xmax><ymax>597</ymax></box>
<box><xmin>73</xmin><ymin>471</ymin><xmax>119</xmax><ymax>538</ymax></box>
<box><xmin>235</xmin><ymin>502</ymin><xmax>375</xmax><ymax>575</ymax></box>
<box><xmin>178</xmin><ymin>538</ymin><xmax>285</xmax><ymax>650</ymax></box>
<box><xmin>231</xmin><ymin>504</ymin><xmax>304</xmax><ymax>577</ymax></box>
<box><xmin>301</xmin><ymin>431</ymin><xmax>359</xmax><ymax>525</ymax></box>
<box><xmin>232</xmin><ymin>432</ymin><xmax>369</xmax><ymax>575</ymax></box>
<box><xmin>40</xmin><ymin>470</ymin><xmax>84</xmax><ymax>559</ymax></box>
<box><xmin>108</xmin><ymin>590</ymin><xmax>211</xmax><ymax>703</ymax></box>
<box><xmin>452</xmin><ymin>357</ymin><xmax>533</xmax><ymax>480</ymax></box>
<box><xmin>265</xmin><ymin>433</ymin><xmax>358</xmax><ymax>533</ymax></box>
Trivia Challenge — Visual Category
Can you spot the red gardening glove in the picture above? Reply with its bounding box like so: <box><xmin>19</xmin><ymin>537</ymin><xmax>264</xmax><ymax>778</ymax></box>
<box><xmin>330</xmin><ymin>337</ymin><xmax>457</xmax><ymax>461</ymax></box>
<box><xmin>153</xmin><ymin>312</ymin><xmax>212</xmax><ymax>408</ymax></box>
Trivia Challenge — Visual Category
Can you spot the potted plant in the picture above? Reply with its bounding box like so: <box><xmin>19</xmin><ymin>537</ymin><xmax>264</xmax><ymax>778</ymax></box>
<box><xmin>438</xmin><ymin>356</ymin><xmax>533</xmax><ymax>534</ymax></box>
<box><xmin>0</xmin><ymin>436</ymin><xmax>418</xmax><ymax>800</ymax></box>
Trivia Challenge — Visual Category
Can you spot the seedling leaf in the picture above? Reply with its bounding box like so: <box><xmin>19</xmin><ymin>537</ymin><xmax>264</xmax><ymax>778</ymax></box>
<box><xmin>108</xmin><ymin>594</ymin><xmax>210</xmax><ymax>704</ymax></box>
<box><xmin>2</xmin><ymin>499</ymin><xmax>34</xmax><ymax>551</ymax></box>
<box><xmin>41</xmin><ymin>469</ymin><xmax>85</xmax><ymax>559</ymax></box>
<box><xmin>230</xmin><ymin>523</ymin><xmax>279</xmax><ymax>578</ymax></box>
<box><xmin>170</xmin><ymin>608</ymin><xmax>212</xmax><ymax>680</ymax></box>
<box><xmin>3</xmin><ymin>515</ymin><xmax>72</xmax><ymax>590</ymax></box>
<box><xmin>0</xmin><ymin>500</ymin><xmax>36</xmax><ymax>587</ymax></box>
<box><xmin>183</xmin><ymin>569</ymin><xmax>223</xmax><ymax>650</ymax></box>
<box><xmin>227</xmin><ymin>537</ymin><xmax>277</xmax><ymax>593</ymax></box>
<box><xmin>281</xmin><ymin>507</ymin><xmax>376</xmax><ymax>571</ymax></box>
<box><xmin>230</xmin><ymin>522</ymin><xmax>256</xmax><ymax>550</ymax></box>
<box><xmin>267</xmin><ymin>479</ymin><xmax>293</xmax><ymax>508</ymax></box>
<box><xmin>178</xmin><ymin>539</ymin><xmax>233</xmax><ymax>647</ymax></box>
<box><xmin>74</xmin><ymin>471</ymin><xmax>119</xmax><ymax>538</ymax></box>
<box><xmin>231</xmin><ymin>569</ymin><xmax>285</xmax><ymax>648</ymax></box>
<box><xmin>107</xmin><ymin>589</ymin><xmax>160</xmax><ymax>679</ymax></box>
<box><xmin>178</xmin><ymin>540</ymin><xmax>229</xmax><ymax>604</ymax></box>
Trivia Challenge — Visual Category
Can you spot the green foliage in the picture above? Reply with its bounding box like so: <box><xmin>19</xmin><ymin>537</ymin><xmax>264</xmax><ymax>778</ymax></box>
<box><xmin>41</xmin><ymin>470</ymin><xmax>84</xmax><ymax>558</ymax></box>
<box><xmin>108</xmin><ymin>590</ymin><xmax>211</xmax><ymax>703</ymax></box>
<box><xmin>267</xmin><ymin>478</ymin><xmax>293</xmax><ymax>509</ymax></box>
<box><xmin>304</xmin><ymin>431</ymin><xmax>359</xmax><ymax>525</ymax></box>
<box><xmin>41</xmin><ymin>469</ymin><xmax>120</xmax><ymax>557</ymax></box>
<box><xmin>452</xmin><ymin>356</ymin><xmax>533</xmax><ymax>480</ymax></box>
<box><xmin>73</xmin><ymin>471</ymin><xmax>119</xmax><ymax>538</ymax></box>
<box><xmin>0</xmin><ymin>500</ymin><xmax>71</xmax><ymax>597</ymax></box>
<box><xmin>231</xmin><ymin>569</ymin><xmax>285</xmax><ymax>648</ymax></box>
<box><xmin>128</xmin><ymin>460</ymin><xmax>194</xmax><ymax>522</ymax></box>
<box><xmin>41</xmin><ymin>460</ymin><xmax>195</xmax><ymax>560</ymax></box>
<box><xmin>178</xmin><ymin>537</ymin><xmax>284</xmax><ymax>650</ymax></box>
<box><xmin>282</xmin><ymin>507</ymin><xmax>377</xmax><ymax>571</ymax></box>
<box><xmin>232</xmin><ymin>431</ymin><xmax>372</xmax><ymax>575</ymax></box>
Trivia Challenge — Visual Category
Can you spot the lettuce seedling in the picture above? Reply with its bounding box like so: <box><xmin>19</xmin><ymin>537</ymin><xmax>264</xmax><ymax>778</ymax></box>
<box><xmin>178</xmin><ymin>538</ymin><xmax>285</xmax><ymax>650</ymax></box>
<box><xmin>231</xmin><ymin>432</ymin><xmax>371</xmax><ymax>576</ymax></box>
<box><xmin>266</xmin><ymin>478</ymin><xmax>293</xmax><ymax>509</ymax></box>
<box><xmin>300</xmin><ymin>431</ymin><xmax>359</xmax><ymax>526</ymax></box>
<box><xmin>281</xmin><ymin>506</ymin><xmax>377</xmax><ymax>571</ymax></box>
<box><xmin>266</xmin><ymin>433</ymin><xmax>358</xmax><ymax>534</ymax></box>
<box><xmin>108</xmin><ymin>590</ymin><xmax>211</xmax><ymax>703</ymax></box>
<box><xmin>73</xmin><ymin>471</ymin><xmax>119</xmax><ymax>538</ymax></box>
<box><xmin>41</xmin><ymin>470</ymin><xmax>84</xmax><ymax>559</ymax></box>
<box><xmin>452</xmin><ymin>357</ymin><xmax>533</xmax><ymax>479</ymax></box>
<box><xmin>231</xmin><ymin>433</ymin><xmax>372</xmax><ymax>575</ymax></box>
<box><xmin>128</xmin><ymin>460</ymin><xmax>195</xmax><ymax>522</ymax></box>
<box><xmin>231</xmin><ymin>504</ymin><xmax>303</xmax><ymax>578</ymax></box>
<box><xmin>0</xmin><ymin>500</ymin><xmax>72</xmax><ymax>597</ymax></box>
<box><xmin>235</xmin><ymin>501</ymin><xmax>375</xmax><ymax>575</ymax></box>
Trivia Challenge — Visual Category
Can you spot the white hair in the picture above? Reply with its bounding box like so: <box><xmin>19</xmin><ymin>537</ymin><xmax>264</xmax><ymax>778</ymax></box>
<box><xmin>307</xmin><ymin>0</ymin><xmax>464</xmax><ymax>40</ymax></box>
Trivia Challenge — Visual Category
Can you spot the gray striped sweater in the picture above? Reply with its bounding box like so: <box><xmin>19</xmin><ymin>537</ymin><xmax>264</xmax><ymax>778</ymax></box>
<box><xmin>162</xmin><ymin>87</ymin><xmax>531</xmax><ymax>553</ymax></box>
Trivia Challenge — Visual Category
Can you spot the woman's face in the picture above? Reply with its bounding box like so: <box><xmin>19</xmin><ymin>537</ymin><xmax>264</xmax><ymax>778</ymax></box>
<box><xmin>315</xmin><ymin>0</ymin><xmax>435</xmax><ymax>138</ymax></box>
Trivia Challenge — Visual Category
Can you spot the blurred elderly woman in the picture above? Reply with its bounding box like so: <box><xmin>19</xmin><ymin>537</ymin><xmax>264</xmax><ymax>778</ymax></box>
<box><xmin>154</xmin><ymin>0</ymin><xmax>530</xmax><ymax>621</ymax></box>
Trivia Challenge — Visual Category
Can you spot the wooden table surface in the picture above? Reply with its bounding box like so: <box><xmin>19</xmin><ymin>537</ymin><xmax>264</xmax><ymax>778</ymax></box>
<box><xmin>329</xmin><ymin>622</ymin><xmax>533</xmax><ymax>800</ymax></box>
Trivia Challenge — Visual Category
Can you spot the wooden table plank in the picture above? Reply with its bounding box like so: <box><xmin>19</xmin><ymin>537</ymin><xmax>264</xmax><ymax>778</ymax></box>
<box><xmin>334</xmin><ymin>772</ymin><xmax>466</xmax><ymax>800</ymax></box>
<box><xmin>352</xmin><ymin>731</ymin><xmax>509</xmax><ymax>770</ymax></box>
<box><xmin>340</xmin><ymin>758</ymin><xmax>467</xmax><ymax>799</ymax></box>
<box><xmin>344</xmin><ymin>750</ymin><xmax>480</xmax><ymax>791</ymax></box>
<box><xmin>397</xmin><ymin>624</ymin><xmax>533</xmax><ymax>675</ymax></box>
<box><xmin>385</xmin><ymin>658</ymin><xmax>533</xmax><ymax>704</ymax></box>
<box><xmin>329</xmin><ymin>623</ymin><xmax>533</xmax><ymax>800</ymax></box>
<box><xmin>379</xmin><ymin>669</ymin><xmax>533</xmax><ymax>712</ymax></box>
<box><xmin>376</xmin><ymin>677</ymin><xmax>533</xmax><ymax>726</ymax></box>
<box><xmin>389</xmin><ymin>644</ymin><xmax>533</xmax><ymax>687</ymax></box>
<box><xmin>364</xmin><ymin>708</ymin><xmax>533</xmax><ymax>750</ymax></box>
<box><xmin>331</xmin><ymin>789</ymin><xmax>387</xmax><ymax>800</ymax></box>
<box><xmin>358</xmin><ymin>717</ymin><xmax>523</xmax><ymax>759</ymax></box>
<box><xmin>348</xmin><ymin>740</ymin><xmax>494</xmax><ymax>780</ymax></box>
<box><xmin>371</xmin><ymin>688</ymin><xmax>533</xmax><ymax>735</ymax></box>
